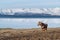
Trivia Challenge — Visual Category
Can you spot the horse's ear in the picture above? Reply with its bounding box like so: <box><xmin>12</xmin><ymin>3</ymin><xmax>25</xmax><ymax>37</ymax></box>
<box><xmin>38</xmin><ymin>21</ymin><xmax>41</xmax><ymax>23</ymax></box>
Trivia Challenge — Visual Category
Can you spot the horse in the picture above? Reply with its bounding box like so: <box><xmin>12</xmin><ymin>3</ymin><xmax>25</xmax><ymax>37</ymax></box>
<box><xmin>38</xmin><ymin>21</ymin><xmax>48</xmax><ymax>32</ymax></box>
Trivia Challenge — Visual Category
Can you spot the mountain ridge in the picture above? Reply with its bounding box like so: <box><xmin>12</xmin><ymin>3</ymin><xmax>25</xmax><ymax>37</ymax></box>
<box><xmin>0</xmin><ymin>7</ymin><xmax>60</xmax><ymax>15</ymax></box>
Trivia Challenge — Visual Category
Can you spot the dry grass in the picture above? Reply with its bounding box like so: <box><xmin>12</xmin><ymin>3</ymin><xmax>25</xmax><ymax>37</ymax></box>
<box><xmin>0</xmin><ymin>28</ymin><xmax>60</xmax><ymax>40</ymax></box>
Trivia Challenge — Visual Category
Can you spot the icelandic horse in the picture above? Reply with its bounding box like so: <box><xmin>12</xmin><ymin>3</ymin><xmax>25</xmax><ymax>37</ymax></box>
<box><xmin>38</xmin><ymin>21</ymin><xmax>48</xmax><ymax>32</ymax></box>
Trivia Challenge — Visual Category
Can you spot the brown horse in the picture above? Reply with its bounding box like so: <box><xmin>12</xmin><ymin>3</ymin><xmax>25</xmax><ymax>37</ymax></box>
<box><xmin>38</xmin><ymin>21</ymin><xmax>48</xmax><ymax>31</ymax></box>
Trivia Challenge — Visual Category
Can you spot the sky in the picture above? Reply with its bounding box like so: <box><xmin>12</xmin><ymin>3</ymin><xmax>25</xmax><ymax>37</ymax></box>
<box><xmin>0</xmin><ymin>18</ymin><xmax>60</xmax><ymax>29</ymax></box>
<box><xmin>0</xmin><ymin>0</ymin><xmax>60</xmax><ymax>8</ymax></box>
<box><xmin>0</xmin><ymin>0</ymin><xmax>60</xmax><ymax>29</ymax></box>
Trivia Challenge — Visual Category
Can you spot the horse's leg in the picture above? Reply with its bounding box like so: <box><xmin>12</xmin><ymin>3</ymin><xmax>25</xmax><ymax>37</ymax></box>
<box><xmin>45</xmin><ymin>28</ymin><xmax>47</xmax><ymax>32</ymax></box>
<box><xmin>42</xmin><ymin>29</ymin><xmax>45</xmax><ymax>32</ymax></box>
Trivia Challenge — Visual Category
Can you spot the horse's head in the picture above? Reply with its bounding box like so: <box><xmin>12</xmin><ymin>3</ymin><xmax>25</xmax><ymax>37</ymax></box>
<box><xmin>38</xmin><ymin>21</ymin><xmax>43</xmax><ymax>26</ymax></box>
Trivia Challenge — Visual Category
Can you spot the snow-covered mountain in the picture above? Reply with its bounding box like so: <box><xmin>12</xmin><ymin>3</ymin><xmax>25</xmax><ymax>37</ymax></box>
<box><xmin>0</xmin><ymin>7</ymin><xmax>60</xmax><ymax>16</ymax></box>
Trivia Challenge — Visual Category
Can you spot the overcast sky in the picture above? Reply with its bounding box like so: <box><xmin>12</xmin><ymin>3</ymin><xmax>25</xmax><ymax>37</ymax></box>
<box><xmin>0</xmin><ymin>0</ymin><xmax>60</xmax><ymax>8</ymax></box>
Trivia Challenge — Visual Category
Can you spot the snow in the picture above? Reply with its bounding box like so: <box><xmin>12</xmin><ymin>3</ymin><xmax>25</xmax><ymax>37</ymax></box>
<box><xmin>0</xmin><ymin>7</ymin><xmax>60</xmax><ymax>15</ymax></box>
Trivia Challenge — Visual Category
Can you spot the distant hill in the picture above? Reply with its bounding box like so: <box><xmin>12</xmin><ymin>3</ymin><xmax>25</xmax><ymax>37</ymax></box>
<box><xmin>0</xmin><ymin>13</ymin><xmax>60</xmax><ymax>18</ymax></box>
